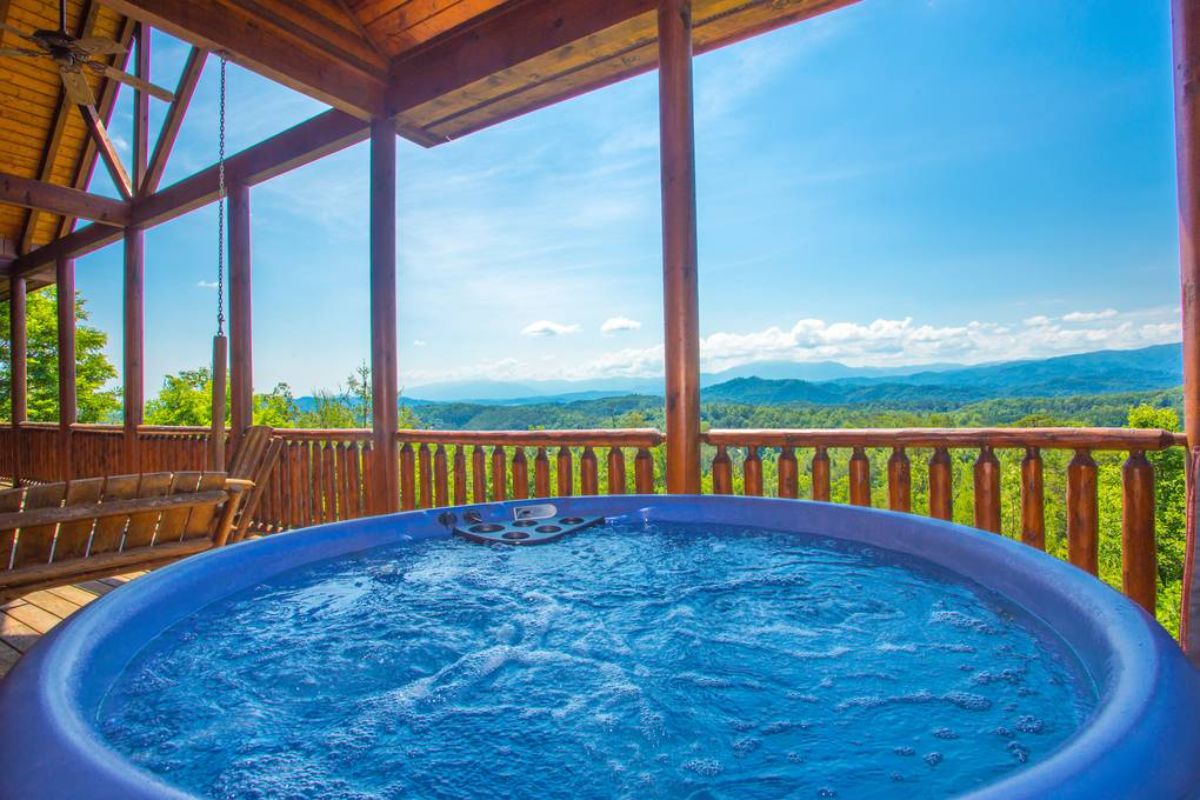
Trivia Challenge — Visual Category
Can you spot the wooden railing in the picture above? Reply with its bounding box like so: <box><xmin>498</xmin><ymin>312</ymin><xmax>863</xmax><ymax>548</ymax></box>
<box><xmin>394</xmin><ymin>429</ymin><xmax>663</xmax><ymax>509</ymax></box>
<box><xmin>0</xmin><ymin>422</ymin><xmax>1187</xmax><ymax>614</ymax></box>
<box><xmin>704</xmin><ymin>427</ymin><xmax>1186</xmax><ymax>613</ymax></box>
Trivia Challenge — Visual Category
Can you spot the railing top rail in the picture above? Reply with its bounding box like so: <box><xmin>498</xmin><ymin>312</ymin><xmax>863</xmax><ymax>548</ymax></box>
<box><xmin>703</xmin><ymin>427</ymin><xmax>1187</xmax><ymax>451</ymax></box>
<box><xmin>276</xmin><ymin>428</ymin><xmax>372</xmax><ymax>441</ymax></box>
<box><xmin>394</xmin><ymin>428</ymin><xmax>666</xmax><ymax>448</ymax></box>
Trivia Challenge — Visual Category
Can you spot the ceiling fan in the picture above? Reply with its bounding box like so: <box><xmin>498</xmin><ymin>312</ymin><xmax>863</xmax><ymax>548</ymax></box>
<box><xmin>0</xmin><ymin>0</ymin><xmax>173</xmax><ymax>106</ymax></box>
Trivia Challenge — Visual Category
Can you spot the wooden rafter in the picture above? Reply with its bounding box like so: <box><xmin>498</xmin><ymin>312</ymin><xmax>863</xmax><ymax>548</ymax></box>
<box><xmin>78</xmin><ymin>103</ymin><xmax>134</xmax><ymax>200</ymax></box>
<box><xmin>101</xmin><ymin>0</ymin><xmax>386</xmax><ymax>118</ymax></box>
<box><xmin>142</xmin><ymin>46</ymin><xmax>206</xmax><ymax>195</ymax></box>
<box><xmin>11</xmin><ymin>108</ymin><xmax>369</xmax><ymax>282</ymax></box>
<box><xmin>0</xmin><ymin>172</ymin><xmax>130</xmax><ymax>227</ymax></box>
<box><xmin>58</xmin><ymin>15</ymin><xmax>137</xmax><ymax>239</ymax></box>
<box><xmin>132</xmin><ymin>21</ymin><xmax>150</xmax><ymax>191</ymax></box>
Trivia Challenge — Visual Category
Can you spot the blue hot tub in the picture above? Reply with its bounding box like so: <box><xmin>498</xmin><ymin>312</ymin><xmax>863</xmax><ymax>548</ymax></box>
<box><xmin>0</xmin><ymin>496</ymin><xmax>1198</xmax><ymax>799</ymax></box>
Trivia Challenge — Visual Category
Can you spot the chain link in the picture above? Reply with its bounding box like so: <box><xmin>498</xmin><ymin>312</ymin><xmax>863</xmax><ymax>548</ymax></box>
<box><xmin>216</xmin><ymin>57</ymin><xmax>227</xmax><ymax>336</ymax></box>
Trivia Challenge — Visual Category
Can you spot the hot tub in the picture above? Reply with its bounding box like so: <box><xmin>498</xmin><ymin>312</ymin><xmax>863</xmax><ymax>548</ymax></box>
<box><xmin>1</xmin><ymin>496</ymin><xmax>1198</xmax><ymax>799</ymax></box>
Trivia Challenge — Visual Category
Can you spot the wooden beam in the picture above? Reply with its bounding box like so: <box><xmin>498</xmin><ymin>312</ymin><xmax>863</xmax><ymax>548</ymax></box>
<box><xmin>228</xmin><ymin>182</ymin><xmax>253</xmax><ymax>440</ymax></box>
<box><xmin>101</xmin><ymin>0</ymin><xmax>385</xmax><ymax>119</ymax></box>
<box><xmin>143</xmin><ymin>47</ymin><xmax>207</xmax><ymax>195</ymax></box>
<box><xmin>122</xmin><ymin>227</ymin><xmax>144</xmax><ymax>472</ymax></box>
<box><xmin>1174</xmin><ymin>0</ymin><xmax>1200</xmax><ymax>659</ymax></box>
<box><xmin>12</xmin><ymin>109</ymin><xmax>370</xmax><ymax>279</ymax></box>
<box><xmin>132</xmin><ymin>22</ymin><xmax>151</xmax><ymax>192</ymax></box>
<box><xmin>658</xmin><ymin>0</ymin><xmax>701</xmax><ymax>494</ymax></box>
<box><xmin>0</xmin><ymin>172</ymin><xmax>130</xmax><ymax>227</ymax></box>
<box><xmin>19</xmin><ymin>0</ymin><xmax>101</xmax><ymax>254</ymax></box>
<box><xmin>386</xmin><ymin>0</ymin><xmax>655</xmax><ymax>116</ymax></box>
<box><xmin>79</xmin><ymin>103</ymin><xmax>135</xmax><ymax>201</ymax></box>
<box><xmin>369</xmin><ymin>118</ymin><xmax>399</xmax><ymax>514</ymax></box>
<box><xmin>56</xmin><ymin>257</ymin><xmax>77</xmax><ymax>481</ymax></box>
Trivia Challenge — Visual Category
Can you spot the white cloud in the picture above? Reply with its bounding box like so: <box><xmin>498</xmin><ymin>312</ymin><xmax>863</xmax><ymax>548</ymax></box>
<box><xmin>601</xmin><ymin>316</ymin><xmax>642</xmax><ymax>334</ymax></box>
<box><xmin>1062</xmin><ymin>309</ymin><xmax>1119</xmax><ymax>323</ymax></box>
<box><xmin>413</xmin><ymin>339</ymin><xmax>427</xmax><ymax>347</ymax></box>
<box><xmin>521</xmin><ymin>320</ymin><xmax>582</xmax><ymax>337</ymax></box>
<box><xmin>404</xmin><ymin>306</ymin><xmax>1181</xmax><ymax>384</ymax></box>
<box><xmin>196</xmin><ymin>280</ymin><xmax>218</xmax><ymax>290</ymax></box>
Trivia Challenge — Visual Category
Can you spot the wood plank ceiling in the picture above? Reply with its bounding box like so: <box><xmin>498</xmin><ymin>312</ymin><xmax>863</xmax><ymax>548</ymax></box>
<box><xmin>0</xmin><ymin>0</ymin><xmax>130</xmax><ymax>255</ymax></box>
<box><xmin>0</xmin><ymin>0</ymin><xmax>854</xmax><ymax>261</ymax></box>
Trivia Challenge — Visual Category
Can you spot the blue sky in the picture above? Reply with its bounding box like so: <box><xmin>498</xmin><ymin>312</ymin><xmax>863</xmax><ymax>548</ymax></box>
<box><xmin>69</xmin><ymin>0</ymin><xmax>1181</xmax><ymax>395</ymax></box>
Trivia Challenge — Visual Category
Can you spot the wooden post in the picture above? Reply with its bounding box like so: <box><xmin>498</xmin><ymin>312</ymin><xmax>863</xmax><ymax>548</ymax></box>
<box><xmin>1172</xmin><ymin>0</ymin><xmax>1200</xmax><ymax>656</ymax></box>
<box><xmin>658</xmin><ymin>0</ymin><xmax>701</xmax><ymax>494</ymax></box>
<box><xmin>228</xmin><ymin>181</ymin><xmax>253</xmax><ymax>441</ymax></box>
<box><xmin>210</xmin><ymin>334</ymin><xmax>227</xmax><ymax>470</ymax></box>
<box><xmin>368</xmin><ymin>118</ymin><xmax>399</xmax><ymax>514</ymax></box>
<box><xmin>9</xmin><ymin>276</ymin><xmax>26</xmax><ymax>485</ymax></box>
<box><xmin>133</xmin><ymin>22</ymin><xmax>150</xmax><ymax>192</ymax></box>
<box><xmin>56</xmin><ymin>257</ymin><xmax>77</xmax><ymax>480</ymax></box>
<box><xmin>123</xmin><ymin>227</ymin><xmax>144</xmax><ymax>472</ymax></box>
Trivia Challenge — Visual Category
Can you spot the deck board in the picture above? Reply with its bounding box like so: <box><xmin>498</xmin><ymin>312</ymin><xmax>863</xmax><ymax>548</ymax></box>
<box><xmin>0</xmin><ymin>571</ymin><xmax>147</xmax><ymax>679</ymax></box>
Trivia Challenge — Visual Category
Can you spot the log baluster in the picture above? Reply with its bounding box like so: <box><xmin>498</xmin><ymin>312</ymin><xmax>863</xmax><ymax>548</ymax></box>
<box><xmin>472</xmin><ymin>446</ymin><xmax>487</xmax><ymax>502</ymax></box>
<box><xmin>580</xmin><ymin>447</ymin><xmax>599</xmax><ymax>495</ymax></box>
<box><xmin>491</xmin><ymin>446</ymin><xmax>507</xmax><ymax>502</ymax></box>
<box><xmin>1067</xmin><ymin>448</ymin><xmax>1099</xmax><ymax>574</ymax></box>
<box><xmin>849</xmin><ymin>447</ymin><xmax>871</xmax><ymax>507</ymax></box>
<box><xmin>433</xmin><ymin>444</ymin><xmax>449</xmax><ymax>508</ymax></box>
<box><xmin>399</xmin><ymin>442</ymin><xmax>416</xmax><ymax>511</ymax></box>
<box><xmin>452</xmin><ymin>447</ymin><xmax>468</xmax><ymax>505</ymax></box>
<box><xmin>743</xmin><ymin>446</ymin><xmax>763</xmax><ymax>496</ymax></box>
<box><xmin>511</xmin><ymin>447</ymin><xmax>529</xmax><ymax>500</ymax></box>
<box><xmin>973</xmin><ymin>445</ymin><xmax>1001</xmax><ymax>533</ymax></box>
<box><xmin>418</xmin><ymin>443</ymin><xmax>433</xmax><ymax>509</ymax></box>
<box><xmin>778</xmin><ymin>446</ymin><xmax>798</xmax><ymax>499</ymax></box>
<box><xmin>712</xmin><ymin>445</ymin><xmax>733</xmax><ymax>494</ymax></box>
<box><xmin>887</xmin><ymin>447</ymin><xmax>911</xmax><ymax>512</ymax></box>
<box><xmin>534</xmin><ymin>447</ymin><xmax>551</xmax><ymax>497</ymax></box>
<box><xmin>811</xmin><ymin>447</ymin><xmax>831</xmax><ymax>502</ymax></box>
<box><xmin>1122</xmin><ymin>450</ymin><xmax>1157</xmax><ymax>612</ymax></box>
<box><xmin>1020</xmin><ymin>447</ymin><xmax>1045</xmax><ymax>549</ymax></box>
<box><xmin>557</xmin><ymin>446</ymin><xmax>573</xmax><ymax>496</ymax></box>
<box><xmin>607</xmin><ymin>447</ymin><xmax>626</xmax><ymax>494</ymax></box>
<box><xmin>928</xmin><ymin>447</ymin><xmax>952</xmax><ymax>520</ymax></box>
<box><xmin>635</xmin><ymin>448</ymin><xmax>655</xmax><ymax>493</ymax></box>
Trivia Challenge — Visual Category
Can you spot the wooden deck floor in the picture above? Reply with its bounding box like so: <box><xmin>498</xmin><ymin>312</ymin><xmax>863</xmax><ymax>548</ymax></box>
<box><xmin>0</xmin><ymin>572</ymin><xmax>146</xmax><ymax>680</ymax></box>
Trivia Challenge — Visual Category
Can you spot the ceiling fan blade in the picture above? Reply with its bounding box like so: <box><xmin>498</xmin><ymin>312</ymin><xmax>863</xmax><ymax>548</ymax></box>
<box><xmin>75</xmin><ymin>36</ymin><xmax>125</xmax><ymax>56</ymax></box>
<box><xmin>59</xmin><ymin>68</ymin><xmax>96</xmax><ymax>106</ymax></box>
<box><xmin>0</xmin><ymin>47</ymin><xmax>42</xmax><ymax>57</ymax></box>
<box><xmin>0</xmin><ymin>20</ymin><xmax>39</xmax><ymax>43</ymax></box>
<box><xmin>96</xmin><ymin>64</ymin><xmax>174</xmax><ymax>102</ymax></box>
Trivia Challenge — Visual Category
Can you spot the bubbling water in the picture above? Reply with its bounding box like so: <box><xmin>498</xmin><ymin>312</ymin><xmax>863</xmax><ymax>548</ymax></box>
<box><xmin>98</xmin><ymin>522</ymin><xmax>1096</xmax><ymax>799</ymax></box>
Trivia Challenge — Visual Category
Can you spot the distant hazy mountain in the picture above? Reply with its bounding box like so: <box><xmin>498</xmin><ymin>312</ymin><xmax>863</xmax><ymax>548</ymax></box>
<box><xmin>702</xmin><ymin>344</ymin><xmax>1183</xmax><ymax>406</ymax></box>
<box><xmin>400</xmin><ymin>344</ymin><xmax>1182</xmax><ymax>405</ymax></box>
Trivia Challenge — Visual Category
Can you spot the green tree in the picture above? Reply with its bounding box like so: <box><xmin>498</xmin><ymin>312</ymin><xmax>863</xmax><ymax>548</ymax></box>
<box><xmin>144</xmin><ymin>367</ymin><xmax>224</xmax><ymax>426</ymax></box>
<box><xmin>0</xmin><ymin>286</ymin><xmax>119</xmax><ymax>422</ymax></box>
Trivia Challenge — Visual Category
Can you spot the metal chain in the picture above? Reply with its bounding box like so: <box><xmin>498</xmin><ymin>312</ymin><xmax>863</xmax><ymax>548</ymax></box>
<box><xmin>216</xmin><ymin>57</ymin><xmax>227</xmax><ymax>337</ymax></box>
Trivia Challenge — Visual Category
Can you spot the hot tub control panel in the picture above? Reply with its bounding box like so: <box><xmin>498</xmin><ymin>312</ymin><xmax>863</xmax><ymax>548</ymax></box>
<box><xmin>443</xmin><ymin>505</ymin><xmax>603</xmax><ymax>545</ymax></box>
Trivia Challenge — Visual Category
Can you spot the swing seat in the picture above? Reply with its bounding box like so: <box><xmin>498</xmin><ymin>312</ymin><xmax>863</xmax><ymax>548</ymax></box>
<box><xmin>0</xmin><ymin>472</ymin><xmax>248</xmax><ymax>603</ymax></box>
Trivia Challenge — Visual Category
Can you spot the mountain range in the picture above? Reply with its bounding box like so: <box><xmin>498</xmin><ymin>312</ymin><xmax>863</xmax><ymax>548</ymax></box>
<box><xmin>396</xmin><ymin>343</ymin><xmax>1184</xmax><ymax>407</ymax></box>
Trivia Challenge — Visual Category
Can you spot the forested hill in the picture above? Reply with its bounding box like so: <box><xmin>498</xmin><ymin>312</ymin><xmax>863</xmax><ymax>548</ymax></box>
<box><xmin>406</xmin><ymin>388</ymin><xmax>1183</xmax><ymax>431</ymax></box>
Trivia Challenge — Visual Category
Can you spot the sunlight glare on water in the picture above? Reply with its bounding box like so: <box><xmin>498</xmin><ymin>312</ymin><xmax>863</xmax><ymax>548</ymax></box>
<box><xmin>98</xmin><ymin>521</ymin><xmax>1096</xmax><ymax>799</ymax></box>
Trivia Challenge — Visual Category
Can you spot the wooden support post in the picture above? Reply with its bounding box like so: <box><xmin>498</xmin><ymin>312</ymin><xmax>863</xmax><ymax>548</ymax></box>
<box><xmin>368</xmin><ymin>118</ymin><xmax>398</xmax><ymax>514</ymax></box>
<box><xmin>56</xmin><ymin>257</ymin><xmax>77</xmax><ymax>480</ymax></box>
<box><xmin>133</xmin><ymin>22</ymin><xmax>150</xmax><ymax>191</ymax></box>
<box><xmin>228</xmin><ymin>182</ymin><xmax>253</xmax><ymax>441</ymax></box>
<box><xmin>9</xmin><ymin>276</ymin><xmax>26</xmax><ymax>485</ymax></box>
<box><xmin>1172</xmin><ymin>0</ymin><xmax>1200</xmax><ymax>656</ymax></box>
<box><xmin>123</xmin><ymin>227</ymin><xmax>144</xmax><ymax>473</ymax></box>
<box><xmin>658</xmin><ymin>0</ymin><xmax>701</xmax><ymax>494</ymax></box>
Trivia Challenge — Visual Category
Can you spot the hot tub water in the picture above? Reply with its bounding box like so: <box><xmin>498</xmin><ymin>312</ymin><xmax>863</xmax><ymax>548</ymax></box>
<box><xmin>97</xmin><ymin>521</ymin><xmax>1095</xmax><ymax>799</ymax></box>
